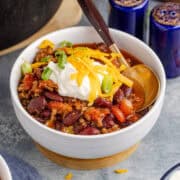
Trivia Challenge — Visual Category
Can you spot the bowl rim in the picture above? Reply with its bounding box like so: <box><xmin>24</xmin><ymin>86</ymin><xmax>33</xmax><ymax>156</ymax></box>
<box><xmin>10</xmin><ymin>26</ymin><xmax>166</xmax><ymax>139</ymax></box>
<box><xmin>0</xmin><ymin>155</ymin><xmax>12</xmax><ymax>180</ymax></box>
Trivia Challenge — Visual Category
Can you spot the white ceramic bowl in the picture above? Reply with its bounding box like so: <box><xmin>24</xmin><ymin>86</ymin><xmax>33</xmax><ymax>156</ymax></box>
<box><xmin>0</xmin><ymin>155</ymin><xmax>12</xmax><ymax>180</ymax></box>
<box><xmin>10</xmin><ymin>26</ymin><xmax>166</xmax><ymax>159</ymax></box>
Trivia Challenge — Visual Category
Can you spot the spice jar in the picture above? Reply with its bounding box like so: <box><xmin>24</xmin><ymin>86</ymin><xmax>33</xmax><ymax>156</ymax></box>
<box><xmin>150</xmin><ymin>2</ymin><xmax>180</xmax><ymax>78</ymax></box>
<box><xmin>108</xmin><ymin>0</ymin><xmax>149</xmax><ymax>41</ymax></box>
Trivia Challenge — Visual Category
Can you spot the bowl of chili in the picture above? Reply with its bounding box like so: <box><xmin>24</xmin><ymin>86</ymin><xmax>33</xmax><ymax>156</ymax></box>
<box><xmin>10</xmin><ymin>26</ymin><xmax>166</xmax><ymax>159</ymax></box>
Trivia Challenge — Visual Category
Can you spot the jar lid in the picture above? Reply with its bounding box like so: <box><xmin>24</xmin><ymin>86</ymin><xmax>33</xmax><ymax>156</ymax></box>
<box><xmin>113</xmin><ymin>0</ymin><xmax>144</xmax><ymax>7</ymax></box>
<box><xmin>152</xmin><ymin>2</ymin><xmax>180</xmax><ymax>26</ymax></box>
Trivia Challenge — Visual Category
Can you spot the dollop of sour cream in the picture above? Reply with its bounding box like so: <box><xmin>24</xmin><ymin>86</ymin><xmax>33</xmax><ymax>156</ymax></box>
<box><xmin>169</xmin><ymin>170</ymin><xmax>180</xmax><ymax>180</ymax></box>
<box><xmin>47</xmin><ymin>61</ymin><xmax>103</xmax><ymax>101</ymax></box>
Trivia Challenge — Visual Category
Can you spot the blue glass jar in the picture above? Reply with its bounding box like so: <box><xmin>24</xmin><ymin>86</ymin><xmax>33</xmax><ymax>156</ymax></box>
<box><xmin>150</xmin><ymin>3</ymin><xmax>180</xmax><ymax>78</ymax></box>
<box><xmin>108</xmin><ymin>0</ymin><xmax>149</xmax><ymax>41</ymax></box>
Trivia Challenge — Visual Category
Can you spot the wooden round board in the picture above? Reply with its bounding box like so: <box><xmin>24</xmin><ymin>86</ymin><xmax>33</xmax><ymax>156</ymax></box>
<box><xmin>0</xmin><ymin>0</ymin><xmax>82</xmax><ymax>56</ymax></box>
<box><xmin>35</xmin><ymin>143</ymin><xmax>139</xmax><ymax>170</ymax></box>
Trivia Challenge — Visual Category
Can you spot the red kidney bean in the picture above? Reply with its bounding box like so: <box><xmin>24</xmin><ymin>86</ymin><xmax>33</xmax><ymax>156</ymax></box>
<box><xmin>94</xmin><ymin>97</ymin><xmax>112</xmax><ymax>108</ymax></box>
<box><xmin>113</xmin><ymin>88</ymin><xmax>124</xmax><ymax>104</ymax></box>
<box><xmin>79</xmin><ymin>127</ymin><xmax>100</xmax><ymax>135</ymax></box>
<box><xmin>35</xmin><ymin>117</ymin><xmax>46</xmax><ymax>124</ymax></box>
<box><xmin>103</xmin><ymin>114</ymin><xmax>115</xmax><ymax>128</ymax></box>
<box><xmin>63</xmin><ymin>111</ymin><xmax>81</xmax><ymax>126</ymax></box>
<box><xmin>74</xmin><ymin>124</ymin><xmax>84</xmax><ymax>134</ymax></box>
<box><xmin>41</xmin><ymin>109</ymin><xmax>51</xmax><ymax>119</ymax></box>
<box><xmin>121</xmin><ymin>85</ymin><xmax>132</xmax><ymax>97</ymax></box>
<box><xmin>27</xmin><ymin>96</ymin><xmax>47</xmax><ymax>114</ymax></box>
<box><xmin>44</xmin><ymin>91</ymin><xmax>63</xmax><ymax>102</ymax></box>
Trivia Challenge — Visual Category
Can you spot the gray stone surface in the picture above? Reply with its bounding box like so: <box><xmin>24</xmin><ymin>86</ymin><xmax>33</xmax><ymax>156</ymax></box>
<box><xmin>0</xmin><ymin>0</ymin><xmax>179</xmax><ymax>180</ymax></box>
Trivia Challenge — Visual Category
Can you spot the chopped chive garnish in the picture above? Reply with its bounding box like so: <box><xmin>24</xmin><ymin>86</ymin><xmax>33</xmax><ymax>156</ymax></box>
<box><xmin>59</xmin><ymin>40</ymin><xmax>72</xmax><ymax>47</ymax></box>
<box><xmin>55</xmin><ymin>50</ymin><xmax>67</xmax><ymax>69</ymax></box>
<box><xmin>41</xmin><ymin>67</ymin><xmax>52</xmax><ymax>80</ymax></box>
<box><xmin>101</xmin><ymin>75</ymin><xmax>113</xmax><ymax>94</ymax></box>
<box><xmin>40</xmin><ymin>56</ymin><xmax>51</xmax><ymax>62</ymax></box>
<box><xmin>21</xmin><ymin>61</ymin><xmax>32</xmax><ymax>75</ymax></box>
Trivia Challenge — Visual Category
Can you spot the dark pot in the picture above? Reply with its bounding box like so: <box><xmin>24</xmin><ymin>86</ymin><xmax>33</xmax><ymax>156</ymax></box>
<box><xmin>0</xmin><ymin>0</ymin><xmax>62</xmax><ymax>50</ymax></box>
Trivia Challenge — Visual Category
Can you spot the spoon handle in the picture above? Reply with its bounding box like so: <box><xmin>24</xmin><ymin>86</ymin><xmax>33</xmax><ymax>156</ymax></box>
<box><xmin>77</xmin><ymin>0</ymin><xmax>129</xmax><ymax>67</ymax></box>
<box><xmin>77</xmin><ymin>0</ymin><xmax>113</xmax><ymax>46</ymax></box>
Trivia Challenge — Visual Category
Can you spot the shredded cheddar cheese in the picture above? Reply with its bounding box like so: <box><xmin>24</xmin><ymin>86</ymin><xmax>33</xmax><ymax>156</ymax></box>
<box><xmin>38</xmin><ymin>40</ymin><xmax>55</xmax><ymax>49</ymax></box>
<box><xmin>64</xmin><ymin>47</ymin><xmax>133</xmax><ymax>104</ymax></box>
<box><xmin>114</xmin><ymin>169</ymin><xmax>128</xmax><ymax>174</ymax></box>
<box><xmin>31</xmin><ymin>62</ymin><xmax>47</xmax><ymax>69</ymax></box>
<box><xmin>37</xmin><ymin>41</ymin><xmax>133</xmax><ymax>104</ymax></box>
<box><xmin>65</xmin><ymin>172</ymin><xmax>73</xmax><ymax>180</ymax></box>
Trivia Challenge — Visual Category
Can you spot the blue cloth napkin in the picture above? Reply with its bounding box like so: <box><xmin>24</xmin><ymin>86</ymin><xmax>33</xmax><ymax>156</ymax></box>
<box><xmin>1</xmin><ymin>152</ymin><xmax>42</xmax><ymax>180</ymax></box>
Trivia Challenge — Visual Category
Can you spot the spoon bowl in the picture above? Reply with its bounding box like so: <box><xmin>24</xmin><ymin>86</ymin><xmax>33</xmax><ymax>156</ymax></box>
<box><xmin>123</xmin><ymin>64</ymin><xmax>160</xmax><ymax>111</ymax></box>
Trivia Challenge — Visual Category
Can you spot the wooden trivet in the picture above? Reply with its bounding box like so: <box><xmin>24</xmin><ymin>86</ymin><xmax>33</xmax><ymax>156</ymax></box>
<box><xmin>35</xmin><ymin>143</ymin><xmax>139</xmax><ymax>170</ymax></box>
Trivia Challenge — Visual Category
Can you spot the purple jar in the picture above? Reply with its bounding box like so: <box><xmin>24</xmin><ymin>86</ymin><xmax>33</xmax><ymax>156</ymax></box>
<box><xmin>150</xmin><ymin>2</ymin><xmax>180</xmax><ymax>78</ymax></box>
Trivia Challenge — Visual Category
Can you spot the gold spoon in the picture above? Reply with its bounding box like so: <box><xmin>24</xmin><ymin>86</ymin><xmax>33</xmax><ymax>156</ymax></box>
<box><xmin>77</xmin><ymin>0</ymin><xmax>160</xmax><ymax>111</ymax></box>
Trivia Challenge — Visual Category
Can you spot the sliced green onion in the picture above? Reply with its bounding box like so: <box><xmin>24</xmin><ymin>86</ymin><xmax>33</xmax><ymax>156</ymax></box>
<box><xmin>21</xmin><ymin>61</ymin><xmax>32</xmax><ymax>75</ymax></box>
<box><xmin>40</xmin><ymin>56</ymin><xmax>51</xmax><ymax>62</ymax></box>
<box><xmin>41</xmin><ymin>67</ymin><xmax>52</xmax><ymax>80</ymax></box>
<box><xmin>55</xmin><ymin>50</ymin><xmax>63</xmax><ymax>57</ymax></box>
<box><xmin>59</xmin><ymin>40</ymin><xmax>72</xmax><ymax>47</ymax></box>
<box><xmin>55</xmin><ymin>50</ymin><xmax>67</xmax><ymax>69</ymax></box>
<box><xmin>101</xmin><ymin>75</ymin><xmax>113</xmax><ymax>94</ymax></box>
